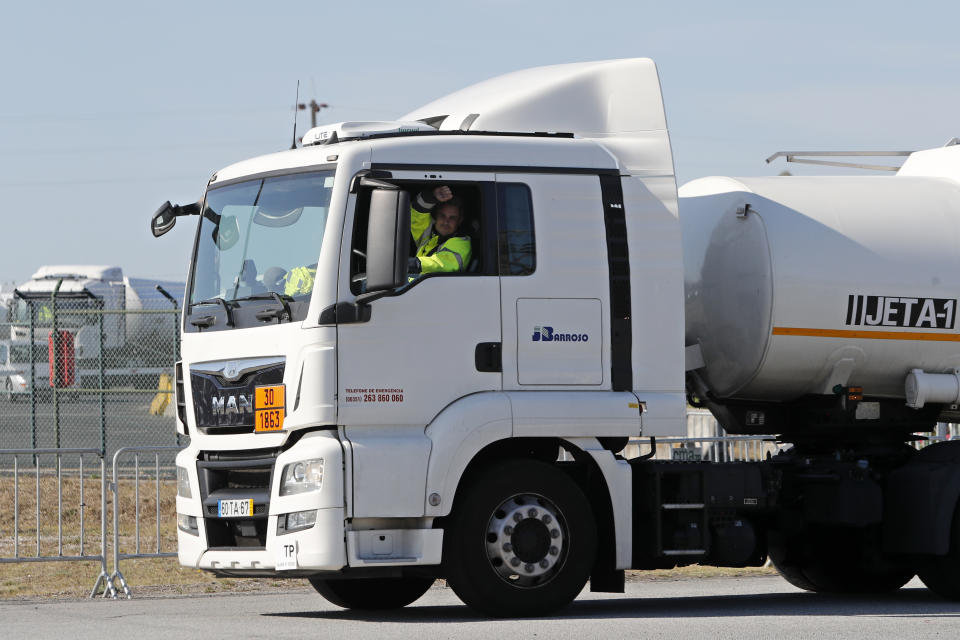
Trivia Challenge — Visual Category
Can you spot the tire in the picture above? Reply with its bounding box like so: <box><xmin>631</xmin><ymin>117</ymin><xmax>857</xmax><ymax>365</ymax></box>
<box><xmin>918</xmin><ymin>503</ymin><xmax>960</xmax><ymax>600</ymax></box>
<box><xmin>443</xmin><ymin>459</ymin><xmax>597</xmax><ymax>617</ymax></box>
<box><xmin>5</xmin><ymin>379</ymin><xmax>16</xmax><ymax>403</ymax></box>
<box><xmin>767</xmin><ymin>531</ymin><xmax>819</xmax><ymax>592</ymax></box>
<box><xmin>308</xmin><ymin>575</ymin><xmax>434</xmax><ymax>610</ymax></box>
<box><xmin>768</xmin><ymin>527</ymin><xmax>913</xmax><ymax>594</ymax></box>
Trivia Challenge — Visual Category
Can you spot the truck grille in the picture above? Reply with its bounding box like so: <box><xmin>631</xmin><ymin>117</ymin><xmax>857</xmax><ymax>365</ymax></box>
<box><xmin>197</xmin><ymin>449</ymin><xmax>279</xmax><ymax>548</ymax></box>
<box><xmin>191</xmin><ymin>363</ymin><xmax>284</xmax><ymax>434</ymax></box>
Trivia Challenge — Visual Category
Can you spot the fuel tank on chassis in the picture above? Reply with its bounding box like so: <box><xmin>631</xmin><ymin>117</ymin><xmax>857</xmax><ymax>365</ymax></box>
<box><xmin>680</xmin><ymin>173</ymin><xmax>960</xmax><ymax>402</ymax></box>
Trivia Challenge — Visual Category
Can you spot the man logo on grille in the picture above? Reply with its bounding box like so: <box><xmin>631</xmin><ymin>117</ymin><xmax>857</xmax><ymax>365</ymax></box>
<box><xmin>211</xmin><ymin>394</ymin><xmax>253</xmax><ymax>416</ymax></box>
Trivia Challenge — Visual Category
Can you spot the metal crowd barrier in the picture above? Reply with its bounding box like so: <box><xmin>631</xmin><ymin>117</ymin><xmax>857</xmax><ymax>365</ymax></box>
<box><xmin>0</xmin><ymin>448</ymin><xmax>112</xmax><ymax>597</ymax></box>
<box><xmin>624</xmin><ymin>434</ymin><xmax>788</xmax><ymax>462</ymax></box>
<box><xmin>108</xmin><ymin>446</ymin><xmax>182</xmax><ymax>599</ymax></box>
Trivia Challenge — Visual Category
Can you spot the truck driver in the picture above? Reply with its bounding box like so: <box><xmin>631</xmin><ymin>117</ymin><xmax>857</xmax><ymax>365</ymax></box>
<box><xmin>408</xmin><ymin>185</ymin><xmax>472</xmax><ymax>275</ymax></box>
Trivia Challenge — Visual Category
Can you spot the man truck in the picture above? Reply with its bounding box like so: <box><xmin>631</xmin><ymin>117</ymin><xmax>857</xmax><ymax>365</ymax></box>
<box><xmin>153</xmin><ymin>58</ymin><xmax>960</xmax><ymax>615</ymax></box>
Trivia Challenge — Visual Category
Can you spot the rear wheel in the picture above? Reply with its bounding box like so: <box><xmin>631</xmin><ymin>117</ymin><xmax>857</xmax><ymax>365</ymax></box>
<box><xmin>918</xmin><ymin>503</ymin><xmax>960</xmax><ymax>600</ymax></box>
<box><xmin>443</xmin><ymin>459</ymin><xmax>597</xmax><ymax>617</ymax></box>
<box><xmin>5</xmin><ymin>378</ymin><xmax>16</xmax><ymax>403</ymax></box>
<box><xmin>767</xmin><ymin>532</ymin><xmax>819</xmax><ymax>592</ymax></box>
<box><xmin>308</xmin><ymin>575</ymin><xmax>434</xmax><ymax>610</ymax></box>
<box><xmin>768</xmin><ymin>527</ymin><xmax>914</xmax><ymax>594</ymax></box>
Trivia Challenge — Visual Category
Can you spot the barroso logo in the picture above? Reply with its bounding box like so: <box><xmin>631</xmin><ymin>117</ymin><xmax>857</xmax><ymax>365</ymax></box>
<box><xmin>532</xmin><ymin>326</ymin><xmax>554</xmax><ymax>341</ymax></box>
<box><xmin>532</xmin><ymin>326</ymin><xmax>588</xmax><ymax>343</ymax></box>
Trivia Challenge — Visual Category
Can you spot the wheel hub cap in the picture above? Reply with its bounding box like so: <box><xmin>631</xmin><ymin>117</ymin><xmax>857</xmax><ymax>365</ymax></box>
<box><xmin>486</xmin><ymin>493</ymin><xmax>565</xmax><ymax>586</ymax></box>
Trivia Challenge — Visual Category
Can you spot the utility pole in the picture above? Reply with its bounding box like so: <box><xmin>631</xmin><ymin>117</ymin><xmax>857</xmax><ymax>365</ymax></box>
<box><xmin>297</xmin><ymin>99</ymin><xmax>329</xmax><ymax>128</ymax></box>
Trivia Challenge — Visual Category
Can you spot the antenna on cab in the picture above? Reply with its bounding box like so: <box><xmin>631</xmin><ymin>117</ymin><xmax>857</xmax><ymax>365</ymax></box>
<box><xmin>290</xmin><ymin>80</ymin><xmax>301</xmax><ymax>150</ymax></box>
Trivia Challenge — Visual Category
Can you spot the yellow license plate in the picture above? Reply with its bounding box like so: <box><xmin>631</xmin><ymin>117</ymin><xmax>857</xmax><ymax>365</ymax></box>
<box><xmin>255</xmin><ymin>384</ymin><xmax>285</xmax><ymax>432</ymax></box>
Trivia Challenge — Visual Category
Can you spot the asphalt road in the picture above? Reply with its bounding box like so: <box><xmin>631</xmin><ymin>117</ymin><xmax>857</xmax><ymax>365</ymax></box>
<box><xmin>0</xmin><ymin>394</ymin><xmax>182</xmax><ymax>457</ymax></box>
<box><xmin>2</xmin><ymin>576</ymin><xmax>958</xmax><ymax>639</ymax></box>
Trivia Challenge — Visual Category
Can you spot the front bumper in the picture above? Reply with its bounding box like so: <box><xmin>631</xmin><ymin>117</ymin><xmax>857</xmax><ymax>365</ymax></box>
<box><xmin>176</xmin><ymin>429</ymin><xmax>347</xmax><ymax>573</ymax></box>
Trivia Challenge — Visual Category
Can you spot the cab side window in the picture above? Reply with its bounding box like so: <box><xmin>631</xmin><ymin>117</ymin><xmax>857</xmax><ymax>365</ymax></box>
<box><xmin>497</xmin><ymin>183</ymin><xmax>536</xmax><ymax>276</ymax></box>
<box><xmin>349</xmin><ymin>180</ymin><xmax>495</xmax><ymax>296</ymax></box>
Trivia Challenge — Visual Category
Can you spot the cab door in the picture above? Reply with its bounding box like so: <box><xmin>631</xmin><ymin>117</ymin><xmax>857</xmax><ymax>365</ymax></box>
<box><xmin>497</xmin><ymin>173</ymin><xmax>612</xmax><ymax>390</ymax></box>
<box><xmin>336</xmin><ymin>171</ymin><xmax>502</xmax><ymax>429</ymax></box>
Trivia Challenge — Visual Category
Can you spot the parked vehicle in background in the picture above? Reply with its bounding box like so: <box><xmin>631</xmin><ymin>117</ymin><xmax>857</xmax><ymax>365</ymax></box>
<box><xmin>0</xmin><ymin>338</ymin><xmax>47</xmax><ymax>400</ymax></box>
<box><xmin>3</xmin><ymin>265</ymin><xmax>184</xmax><ymax>394</ymax></box>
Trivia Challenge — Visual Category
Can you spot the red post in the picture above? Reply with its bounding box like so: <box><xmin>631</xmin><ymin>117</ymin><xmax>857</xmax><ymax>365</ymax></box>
<box><xmin>48</xmin><ymin>330</ymin><xmax>75</xmax><ymax>388</ymax></box>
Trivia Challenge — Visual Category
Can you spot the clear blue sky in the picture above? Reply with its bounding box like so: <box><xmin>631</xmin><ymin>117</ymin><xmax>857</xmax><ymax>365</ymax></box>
<box><xmin>1</xmin><ymin>0</ymin><xmax>957</xmax><ymax>287</ymax></box>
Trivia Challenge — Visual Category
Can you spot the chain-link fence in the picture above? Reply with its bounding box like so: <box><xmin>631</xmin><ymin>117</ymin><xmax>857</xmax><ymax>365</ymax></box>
<box><xmin>0</xmin><ymin>287</ymin><xmax>184</xmax><ymax>462</ymax></box>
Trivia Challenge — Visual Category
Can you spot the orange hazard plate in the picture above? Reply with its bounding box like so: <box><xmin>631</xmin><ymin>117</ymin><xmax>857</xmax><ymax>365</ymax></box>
<box><xmin>255</xmin><ymin>384</ymin><xmax>285</xmax><ymax>432</ymax></box>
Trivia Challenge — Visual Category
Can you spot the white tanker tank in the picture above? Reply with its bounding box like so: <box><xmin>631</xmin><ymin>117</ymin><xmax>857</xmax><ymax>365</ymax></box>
<box><xmin>680</xmin><ymin>143</ymin><xmax>960</xmax><ymax>407</ymax></box>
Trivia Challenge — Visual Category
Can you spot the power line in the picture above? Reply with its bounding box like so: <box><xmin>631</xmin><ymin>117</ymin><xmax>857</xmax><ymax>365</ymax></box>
<box><xmin>0</xmin><ymin>139</ymin><xmax>279</xmax><ymax>156</ymax></box>
<box><xmin>0</xmin><ymin>106</ymin><xmax>288</xmax><ymax>122</ymax></box>
<box><xmin>0</xmin><ymin>176</ymin><xmax>206</xmax><ymax>187</ymax></box>
<box><xmin>0</xmin><ymin>102</ymin><xmax>390</xmax><ymax>123</ymax></box>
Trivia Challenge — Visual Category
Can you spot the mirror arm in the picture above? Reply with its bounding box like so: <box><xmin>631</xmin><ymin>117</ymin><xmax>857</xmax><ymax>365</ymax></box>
<box><xmin>354</xmin><ymin>290</ymin><xmax>396</xmax><ymax>306</ymax></box>
<box><xmin>318</xmin><ymin>301</ymin><xmax>373</xmax><ymax>324</ymax></box>
<box><xmin>349</xmin><ymin>170</ymin><xmax>394</xmax><ymax>193</ymax></box>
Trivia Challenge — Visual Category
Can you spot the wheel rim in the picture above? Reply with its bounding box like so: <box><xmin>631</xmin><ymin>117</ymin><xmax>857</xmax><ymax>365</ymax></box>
<box><xmin>485</xmin><ymin>492</ymin><xmax>567</xmax><ymax>588</ymax></box>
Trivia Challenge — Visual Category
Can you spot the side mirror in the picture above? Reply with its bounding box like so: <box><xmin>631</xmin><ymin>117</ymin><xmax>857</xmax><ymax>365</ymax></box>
<box><xmin>151</xmin><ymin>201</ymin><xmax>200</xmax><ymax>237</ymax></box>
<box><xmin>364</xmin><ymin>189</ymin><xmax>411</xmax><ymax>293</ymax></box>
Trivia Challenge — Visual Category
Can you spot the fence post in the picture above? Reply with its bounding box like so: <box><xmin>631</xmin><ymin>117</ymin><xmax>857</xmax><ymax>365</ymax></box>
<box><xmin>14</xmin><ymin>455</ymin><xmax>19</xmax><ymax>558</ymax></box>
<box><xmin>98</xmin><ymin>299</ymin><xmax>106</xmax><ymax>457</ymax></box>
<box><xmin>111</xmin><ymin>449</ymin><xmax>131</xmax><ymax>599</ymax></box>
<box><xmin>51</xmin><ymin>280</ymin><xmax>64</xmax><ymax>449</ymax></box>
<box><xmin>91</xmin><ymin>454</ymin><xmax>116</xmax><ymax>598</ymax></box>
<box><xmin>18</xmin><ymin>294</ymin><xmax>39</xmax><ymax>453</ymax></box>
<box><xmin>156</xmin><ymin>286</ymin><xmax>180</xmax><ymax>448</ymax></box>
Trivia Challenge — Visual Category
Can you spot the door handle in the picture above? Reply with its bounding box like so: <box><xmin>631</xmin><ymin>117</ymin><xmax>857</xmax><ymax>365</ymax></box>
<box><xmin>475</xmin><ymin>342</ymin><xmax>502</xmax><ymax>373</ymax></box>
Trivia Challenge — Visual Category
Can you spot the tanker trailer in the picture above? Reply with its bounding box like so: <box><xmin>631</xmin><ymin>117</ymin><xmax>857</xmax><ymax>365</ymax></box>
<box><xmin>8</xmin><ymin>266</ymin><xmax>183</xmax><ymax>391</ymax></box>
<box><xmin>677</xmin><ymin>142</ymin><xmax>960</xmax><ymax>597</ymax></box>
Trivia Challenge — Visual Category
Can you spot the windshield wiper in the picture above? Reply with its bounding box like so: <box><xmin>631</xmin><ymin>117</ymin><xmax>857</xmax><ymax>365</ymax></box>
<box><xmin>233</xmin><ymin>292</ymin><xmax>294</xmax><ymax>323</ymax></box>
<box><xmin>190</xmin><ymin>297</ymin><xmax>235</xmax><ymax>327</ymax></box>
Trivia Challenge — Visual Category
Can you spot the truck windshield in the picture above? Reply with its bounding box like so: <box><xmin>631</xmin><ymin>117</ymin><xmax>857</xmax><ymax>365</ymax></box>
<box><xmin>189</xmin><ymin>171</ymin><xmax>335</xmax><ymax>307</ymax></box>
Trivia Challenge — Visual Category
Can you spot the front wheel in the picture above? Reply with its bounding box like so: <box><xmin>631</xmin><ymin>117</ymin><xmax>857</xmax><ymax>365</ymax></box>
<box><xmin>443</xmin><ymin>459</ymin><xmax>597</xmax><ymax>617</ymax></box>
<box><xmin>308</xmin><ymin>575</ymin><xmax>435</xmax><ymax>610</ymax></box>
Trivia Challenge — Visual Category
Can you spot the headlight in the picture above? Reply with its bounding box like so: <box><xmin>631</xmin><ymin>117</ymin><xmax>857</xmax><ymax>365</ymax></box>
<box><xmin>176</xmin><ymin>466</ymin><xmax>192</xmax><ymax>498</ymax></box>
<box><xmin>280</xmin><ymin>458</ymin><xmax>324</xmax><ymax>496</ymax></box>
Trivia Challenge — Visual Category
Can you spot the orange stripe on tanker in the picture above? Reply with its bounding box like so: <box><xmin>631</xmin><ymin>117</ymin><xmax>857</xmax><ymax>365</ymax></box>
<box><xmin>772</xmin><ymin>327</ymin><xmax>960</xmax><ymax>342</ymax></box>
